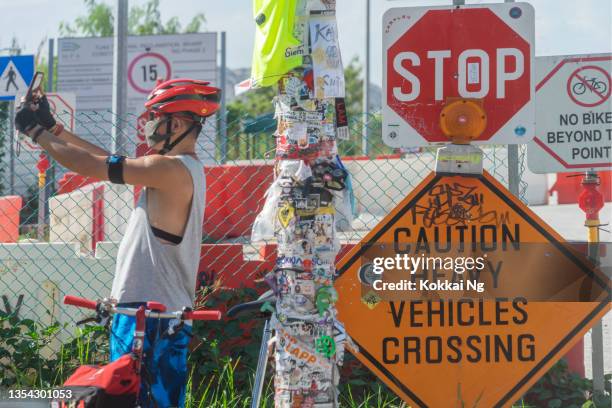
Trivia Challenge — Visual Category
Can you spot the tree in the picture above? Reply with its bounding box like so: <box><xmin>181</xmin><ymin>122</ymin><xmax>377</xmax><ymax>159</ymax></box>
<box><xmin>59</xmin><ymin>0</ymin><xmax>206</xmax><ymax>37</ymax></box>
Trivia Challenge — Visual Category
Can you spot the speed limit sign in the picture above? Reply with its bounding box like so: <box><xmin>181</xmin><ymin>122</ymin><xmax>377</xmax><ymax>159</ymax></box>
<box><xmin>128</xmin><ymin>52</ymin><xmax>172</xmax><ymax>94</ymax></box>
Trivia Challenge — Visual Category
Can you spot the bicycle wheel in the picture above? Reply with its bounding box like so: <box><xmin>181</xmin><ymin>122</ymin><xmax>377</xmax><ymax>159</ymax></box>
<box><xmin>572</xmin><ymin>82</ymin><xmax>586</xmax><ymax>95</ymax></box>
<box><xmin>594</xmin><ymin>81</ymin><xmax>607</xmax><ymax>95</ymax></box>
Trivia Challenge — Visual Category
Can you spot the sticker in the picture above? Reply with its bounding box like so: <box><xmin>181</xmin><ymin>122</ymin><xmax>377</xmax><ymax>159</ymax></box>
<box><xmin>278</xmin><ymin>202</ymin><xmax>295</xmax><ymax>228</ymax></box>
<box><xmin>361</xmin><ymin>290</ymin><xmax>381</xmax><ymax>310</ymax></box>
<box><xmin>314</xmin><ymin>335</ymin><xmax>336</xmax><ymax>358</ymax></box>
<box><xmin>283</xmin><ymin>76</ymin><xmax>302</xmax><ymax>99</ymax></box>
<box><xmin>281</xmin><ymin>110</ymin><xmax>324</xmax><ymax>124</ymax></box>
<box><xmin>276</xmin><ymin>255</ymin><xmax>305</xmax><ymax>269</ymax></box>
<box><xmin>295</xmin><ymin>279</ymin><xmax>316</xmax><ymax>297</ymax></box>
<box><xmin>288</xmin><ymin>122</ymin><xmax>309</xmax><ymax>145</ymax></box>
<box><xmin>315</xmin><ymin>286</ymin><xmax>338</xmax><ymax>315</ymax></box>
<box><xmin>308</xmin><ymin>0</ymin><xmax>336</xmax><ymax>13</ymax></box>
<box><xmin>313</xmin><ymin>264</ymin><xmax>334</xmax><ymax>280</ymax></box>
<box><xmin>277</xmin><ymin>328</ymin><xmax>332</xmax><ymax>369</ymax></box>
<box><xmin>310</xmin><ymin>15</ymin><xmax>345</xmax><ymax>98</ymax></box>
<box><xmin>467</xmin><ymin>62</ymin><xmax>480</xmax><ymax>85</ymax></box>
<box><xmin>274</xmin><ymin>95</ymin><xmax>293</xmax><ymax>117</ymax></box>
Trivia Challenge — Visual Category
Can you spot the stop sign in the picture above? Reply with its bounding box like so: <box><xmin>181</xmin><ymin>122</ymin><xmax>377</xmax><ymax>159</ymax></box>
<box><xmin>382</xmin><ymin>3</ymin><xmax>535</xmax><ymax>146</ymax></box>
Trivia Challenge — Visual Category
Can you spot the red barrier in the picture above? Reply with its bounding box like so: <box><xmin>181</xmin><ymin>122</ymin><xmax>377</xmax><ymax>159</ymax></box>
<box><xmin>565</xmin><ymin>340</ymin><xmax>585</xmax><ymax>377</ymax></box>
<box><xmin>197</xmin><ymin>242</ymin><xmax>357</xmax><ymax>293</ymax></box>
<box><xmin>59</xmin><ymin>162</ymin><xmax>274</xmax><ymax>240</ymax></box>
<box><xmin>204</xmin><ymin>164</ymin><xmax>274</xmax><ymax>240</ymax></box>
<box><xmin>57</xmin><ymin>173</ymin><xmax>99</xmax><ymax>195</ymax></box>
<box><xmin>0</xmin><ymin>196</ymin><xmax>23</xmax><ymax>243</ymax></box>
<box><xmin>197</xmin><ymin>243</ymin><xmax>276</xmax><ymax>291</ymax></box>
<box><xmin>549</xmin><ymin>171</ymin><xmax>612</xmax><ymax>204</ymax></box>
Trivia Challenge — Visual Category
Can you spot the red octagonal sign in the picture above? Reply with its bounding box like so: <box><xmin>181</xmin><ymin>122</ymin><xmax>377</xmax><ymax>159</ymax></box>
<box><xmin>382</xmin><ymin>3</ymin><xmax>535</xmax><ymax>146</ymax></box>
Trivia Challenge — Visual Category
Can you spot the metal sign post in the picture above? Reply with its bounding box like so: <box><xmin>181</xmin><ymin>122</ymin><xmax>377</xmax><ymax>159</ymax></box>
<box><xmin>46</xmin><ymin>38</ymin><xmax>56</xmax><ymax>222</ymax></box>
<box><xmin>362</xmin><ymin>0</ymin><xmax>370</xmax><ymax>156</ymax></box>
<box><xmin>111</xmin><ymin>0</ymin><xmax>128</xmax><ymax>155</ymax></box>
<box><xmin>8</xmin><ymin>100</ymin><xmax>15</xmax><ymax>195</ymax></box>
<box><xmin>219</xmin><ymin>31</ymin><xmax>228</xmax><ymax>164</ymax></box>
<box><xmin>0</xmin><ymin>53</ymin><xmax>34</xmax><ymax>194</ymax></box>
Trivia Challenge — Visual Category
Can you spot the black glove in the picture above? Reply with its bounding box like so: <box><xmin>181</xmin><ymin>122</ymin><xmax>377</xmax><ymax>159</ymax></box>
<box><xmin>34</xmin><ymin>95</ymin><xmax>57</xmax><ymax>129</ymax></box>
<box><xmin>14</xmin><ymin>103</ymin><xmax>39</xmax><ymax>135</ymax></box>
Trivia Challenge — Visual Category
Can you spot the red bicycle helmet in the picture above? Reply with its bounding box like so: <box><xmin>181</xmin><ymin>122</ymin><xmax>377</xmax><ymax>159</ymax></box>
<box><xmin>145</xmin><ymin>78</ymin><xmax>221</xmax><ymax>117</ymax></box>
<box><xmin>143</xmin><ymin>78</ymin><xmax>221</xmax><ymax>154</ymax></box>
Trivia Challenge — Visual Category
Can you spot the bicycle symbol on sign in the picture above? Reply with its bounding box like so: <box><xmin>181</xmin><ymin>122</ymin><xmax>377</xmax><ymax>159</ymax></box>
<box><xmin>567</xmin><ymin>65</ymin><xmax>611</xmax><ymax>108</ymax></box>
<box><xmin>572</xmin><ymin>76</ymin><xmax>608</xmax><ymax>96</ymax></box>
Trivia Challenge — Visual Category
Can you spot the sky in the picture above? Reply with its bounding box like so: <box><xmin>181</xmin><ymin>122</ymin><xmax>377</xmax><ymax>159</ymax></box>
<box><xmin>0</xmin><ymin>0</ymin><xmax>610</xmax><ymax>86</ymax></box>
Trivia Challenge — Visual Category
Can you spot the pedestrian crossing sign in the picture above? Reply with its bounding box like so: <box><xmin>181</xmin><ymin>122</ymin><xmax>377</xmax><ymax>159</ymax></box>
<box><xmin>0</xmin><ymin>55</ymin><xmax>34</xmax><ymax>101</ymax></box>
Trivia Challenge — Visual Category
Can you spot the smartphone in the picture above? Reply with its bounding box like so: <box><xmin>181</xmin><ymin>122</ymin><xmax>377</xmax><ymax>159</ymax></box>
<box><xmin>25</xmin><ymin>71</ymin><xmax>44</xmax><ymax>103</ymax></box>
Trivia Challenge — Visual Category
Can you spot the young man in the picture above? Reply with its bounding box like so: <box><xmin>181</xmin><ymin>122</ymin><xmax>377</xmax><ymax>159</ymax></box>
<box><xmin>14</xmin><ymin>79</ymin><xmax>221</xmax><ymax>408</ymax></box>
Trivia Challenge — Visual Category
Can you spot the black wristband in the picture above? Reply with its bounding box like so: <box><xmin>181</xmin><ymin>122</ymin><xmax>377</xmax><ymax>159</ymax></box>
<box><xmin>106</xmin><ymin>154</ymin><xmax>127</xmax><ymax>184</ymax></box>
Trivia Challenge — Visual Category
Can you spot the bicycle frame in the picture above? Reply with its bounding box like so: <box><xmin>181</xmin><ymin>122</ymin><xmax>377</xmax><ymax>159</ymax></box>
<box><xmin>62</xmin><ymin>295</ymin><xmax>222</xmax><ymax>405</ymax></box>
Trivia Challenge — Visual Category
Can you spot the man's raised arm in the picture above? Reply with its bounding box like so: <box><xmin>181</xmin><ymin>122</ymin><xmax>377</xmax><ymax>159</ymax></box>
<box><xmin>15</xmin><ymin>105</ymin><xmax>187</xmax><ymax>189</ymax></box>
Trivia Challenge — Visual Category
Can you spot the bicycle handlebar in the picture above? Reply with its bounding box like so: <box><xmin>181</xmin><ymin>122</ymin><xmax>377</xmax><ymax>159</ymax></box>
<box><xmin>64</xmin><ymin>295</ymin><xmax>97</xmax><ymax>310</ymax></box>
<box><xmin>187</xmin><ymin>310</ymin><xmax>222</xmax><ymax>320</ymax></box>
<box><xmin>63</xmin><ymin>295</ymin><xmax>222</xmax><ymax>321</ymax></box>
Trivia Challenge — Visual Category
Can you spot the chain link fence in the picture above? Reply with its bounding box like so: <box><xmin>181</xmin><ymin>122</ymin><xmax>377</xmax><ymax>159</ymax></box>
<box><xmin>0</xmin><ymin>106</ymin><xmax>528</xmax><ymax>379</ymax></box>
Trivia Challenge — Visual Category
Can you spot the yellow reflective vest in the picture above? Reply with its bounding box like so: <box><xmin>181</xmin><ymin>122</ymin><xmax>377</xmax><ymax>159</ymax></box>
<box><xmin>251</xmin><ymin>0</ymin><xmax>304</xmax><ymax>87</ymax></box>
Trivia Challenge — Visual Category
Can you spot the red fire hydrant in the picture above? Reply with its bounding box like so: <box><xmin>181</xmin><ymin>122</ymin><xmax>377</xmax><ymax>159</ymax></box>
<box><xmin>578</xmin><ymin>173</ymin><xmax>604</xmax><ymax>223</ymax></box>
<box><xmin>36</xmin><ymin>153</ymin><xmax>50</xmax><ymax>187</ymax></box>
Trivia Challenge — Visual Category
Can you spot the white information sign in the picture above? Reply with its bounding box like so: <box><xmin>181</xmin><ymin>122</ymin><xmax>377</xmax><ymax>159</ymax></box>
<box><xmin>528</xmin><ymin>54</ymin><xmax>611</xmax><ymax>173</ymax></box>
<box><xmin>57</xmin><ymin>33</ymin><xmax>218</xmax><ymax>163</ymax></box>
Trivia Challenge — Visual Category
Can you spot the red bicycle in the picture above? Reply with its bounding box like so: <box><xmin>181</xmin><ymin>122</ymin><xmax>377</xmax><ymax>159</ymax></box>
<box><xmin>53</xmin><ymin>295</ymin><xmax>221</xmax><ymax>408</ymax></box>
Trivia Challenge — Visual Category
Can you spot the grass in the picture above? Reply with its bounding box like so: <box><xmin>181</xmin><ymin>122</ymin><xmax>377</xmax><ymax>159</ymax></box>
<box><xmin>1</xmin><ymin>315</ymin><xmax>608</xmax><ymax>407</ymax></box>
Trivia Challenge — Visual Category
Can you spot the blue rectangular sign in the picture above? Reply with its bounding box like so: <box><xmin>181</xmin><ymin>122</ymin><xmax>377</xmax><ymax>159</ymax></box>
<box><xmin>0</xmin><ymin>55</ymin><xmax>35</xmax><ymax>101</ymax></box>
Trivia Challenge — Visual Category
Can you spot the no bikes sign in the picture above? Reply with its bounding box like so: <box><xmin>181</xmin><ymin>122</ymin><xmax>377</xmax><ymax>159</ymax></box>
<box><xmin>528</xmin><ymin>54</ymin><xmax>612</xmax><ymax>173</ymax></box>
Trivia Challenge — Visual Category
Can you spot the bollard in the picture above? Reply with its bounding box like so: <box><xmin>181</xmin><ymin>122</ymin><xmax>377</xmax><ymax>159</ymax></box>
<box><xmin>36</xmin><ymin>153</ymin><xmax>50</xmax><ymax>241</ymax></box>
<box><xmin>578</xmin><ymin>170</ymin><xmax>605</xmax><ymax>392</ymax></box>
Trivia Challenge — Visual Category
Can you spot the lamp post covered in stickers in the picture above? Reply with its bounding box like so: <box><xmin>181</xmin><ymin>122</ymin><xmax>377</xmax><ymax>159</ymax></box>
<box><xmin>244</xmin><ymin>0</ymin><xmax>353</xmax><ymax>407</ymax></box>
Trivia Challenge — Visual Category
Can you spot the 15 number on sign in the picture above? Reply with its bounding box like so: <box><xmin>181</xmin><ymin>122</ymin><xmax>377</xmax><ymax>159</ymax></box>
<box><xmin>141</xmin><ymin>64</ymin><xmax>158</xmax><ymax>82</ymax></box>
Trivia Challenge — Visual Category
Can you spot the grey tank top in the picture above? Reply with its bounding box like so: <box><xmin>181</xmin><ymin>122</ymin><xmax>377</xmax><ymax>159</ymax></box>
<box><xmin>110</xmin><ymin>155</ymin><xmax>205</xmax><ymax>312</ymax></box>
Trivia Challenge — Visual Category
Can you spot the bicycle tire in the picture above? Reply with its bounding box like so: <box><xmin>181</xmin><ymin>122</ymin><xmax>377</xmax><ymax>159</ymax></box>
<box><xmin>573</xmin><ymin>82</ymin><xmax>586</xmax><ymax>95</ymax></box>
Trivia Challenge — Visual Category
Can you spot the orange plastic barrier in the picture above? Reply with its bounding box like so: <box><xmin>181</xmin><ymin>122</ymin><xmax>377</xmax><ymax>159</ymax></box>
<box><xmin>0</xmin><ymin>195</ymin><xmax>23</xmax><ymax>243</ymax></box>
